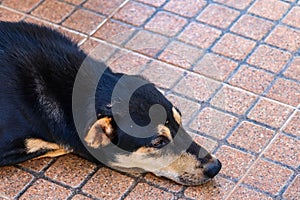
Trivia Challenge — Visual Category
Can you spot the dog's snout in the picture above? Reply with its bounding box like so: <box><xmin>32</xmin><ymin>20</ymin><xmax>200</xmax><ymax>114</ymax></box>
<box><xmin>203</xmin><ymin>158</ymin><xmax>222</xmax><ymax>178</ymax></box>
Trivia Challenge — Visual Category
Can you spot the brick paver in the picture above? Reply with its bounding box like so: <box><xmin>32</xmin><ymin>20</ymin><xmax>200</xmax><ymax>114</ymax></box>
<box><xmin>0</xmin><ymin>0</ymin><xmax>299</xmax><ymax>199</ymax></box>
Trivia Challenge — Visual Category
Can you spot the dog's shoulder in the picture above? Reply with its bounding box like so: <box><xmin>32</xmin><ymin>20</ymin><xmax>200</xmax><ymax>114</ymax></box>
<box><xmin>0</xmin><ymin>22</ymin><xmax>86</xmax><ymax>166</ymax></box>
<box><xmin>0</xmin><ymin>22</ymin><xmax>87</xmax><ymax>128</ymax></box>
<box><xmin>0</xmin><ymin>21</ymin><xmax>75</xmax><ymax>48</ymax></box>
<box><xmin>0</xmin><ymin>21</ymin><xmax>84</xmax><ymax>72</ymax></box>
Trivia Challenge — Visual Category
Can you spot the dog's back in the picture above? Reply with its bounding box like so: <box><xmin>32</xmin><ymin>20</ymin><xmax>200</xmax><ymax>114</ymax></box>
<box><xmin>0</xmin><ymin>22</ymin><xmax>221</xmax><ymax>185</ymax></box>
<box><xmin>0</xmin><ymin>22</ymin><xmax>86</xmax><ymax>165</ymax></box>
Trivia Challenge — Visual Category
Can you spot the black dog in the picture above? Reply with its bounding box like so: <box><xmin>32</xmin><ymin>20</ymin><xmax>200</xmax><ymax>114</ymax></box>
<box><xmin>0</xmin><ymin>21</ymin><xmax>221</xmax><ymax>185</ymax></box>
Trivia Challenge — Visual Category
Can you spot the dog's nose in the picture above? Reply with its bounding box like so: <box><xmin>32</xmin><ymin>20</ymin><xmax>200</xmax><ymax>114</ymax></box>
<box><xmin>203</xmin><ymin>158</ymin><xmax>222</xmax><ymax>178</ymax></box>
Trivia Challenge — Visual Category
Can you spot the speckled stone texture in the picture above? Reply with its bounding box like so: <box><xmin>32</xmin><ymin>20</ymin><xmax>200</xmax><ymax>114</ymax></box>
<box><xmin>0</xmin><ymin>0</ymin><xmax>299</xmax><ymax>199</ymax></box>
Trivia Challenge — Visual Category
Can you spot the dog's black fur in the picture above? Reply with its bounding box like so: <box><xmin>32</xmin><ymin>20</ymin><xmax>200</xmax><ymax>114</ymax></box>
<box><xmin>0</xmin><ymin>21</ymin><xmax>176</xmax><ymax>164</ymax></box>
<box><xmin>0</xmin><ymin>22</ymin><xmax>221</xmax><ymax>185</ymax></box>
<box><xmin>0</xmin><ymin>21</ymin><xmax>90</xmax><ymax>164</ymax></box>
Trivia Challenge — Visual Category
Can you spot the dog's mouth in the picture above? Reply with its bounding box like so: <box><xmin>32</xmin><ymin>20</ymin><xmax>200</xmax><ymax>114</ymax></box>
<box><xmin>152</xmin><ymin>171</ymin><xmax>212</xmax><ymax>186</ymax></box>
<box><xmin>178</xmin><ymin>177</ymin><xmax>211</xmax><ymax>186</ymax></box>
<box><xmin>151</xmin><ymin>154</ymin><xmax>222</xmax><ymax>186</ymax></box>
<box><xmin>177</xmin><ymin>173</ymin><xmax>213</xmax><ymax>186</ymax></box>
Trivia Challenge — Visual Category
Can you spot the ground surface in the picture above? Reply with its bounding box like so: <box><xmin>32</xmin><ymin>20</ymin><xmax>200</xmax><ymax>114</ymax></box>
<box><xmin>0</xmin><ymin>0</ymin><xmax>299</xmax><ymax>199</ymax></box>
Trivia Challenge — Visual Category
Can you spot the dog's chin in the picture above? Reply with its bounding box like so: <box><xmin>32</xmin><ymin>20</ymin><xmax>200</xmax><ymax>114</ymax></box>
<box><xmin>111</xmin><ymin>165</ymin><xmax>213</xmax><ymax>186</ymax></box>
<box><xmin>176</xmin><ymin>176</ymin><xmax>211</xmax><ymax>186</ymax></box>
<box><xmin>111</xmin><ymin>166</ymin><xmax>147</xmax><ymax>175</ymax></box>
<box><xmin>152</xmin><ymin>171</ymin><xmax>211</xmax><ymax>186</ymax></box>
<box><xmin>168</xmin><ymin>177</ymin><xmax>211</xmax><ymax>186</ymax></box>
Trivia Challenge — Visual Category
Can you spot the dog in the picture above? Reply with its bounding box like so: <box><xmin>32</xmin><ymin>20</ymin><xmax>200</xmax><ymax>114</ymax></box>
<box><xmin>0</xmin><ymin>21</ymin><xmax>221</xmax><ymax>185</ymax></box>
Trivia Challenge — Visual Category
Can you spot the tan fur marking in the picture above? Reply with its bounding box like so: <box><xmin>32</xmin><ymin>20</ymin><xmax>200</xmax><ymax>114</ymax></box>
<box><xmin>84</xmin><ymin>117</ymin><xmax>113</xmax><ymax>148</ymax></box>
<box><xmin>34</xmin><ymin>148</ymin><xmax>69</xmax><ymax>159</ymax></box>
<box><xmin>172</xmin><ymin>107</ymin><xmax>181</xmax><ymax>125</ymax></box>
<box><xmin>135</xmin><ymin>146</ymin><xmax>155</xmax><ymax>154</ymax></box>
<box><xmin>25</xmin><ymin>138</ymin><xmax>60</xmax><ymax>153</ymax></box>
<box><xmin>164</xmin><ymin>153</ymin><xmax>199</xmax><ymax>173</ymax></box>
<box><xmin>134</xmin><ymin>125</ymin><xmax>172</xmax><ymax>154</ymax></box>
<box><xmin>157</xmin><ymin>124</ymin><xmax>173</xmax><ymax>141</ymax></box>
<box><xmin>99</xmin><ymin>117</ymin><xmax>113</xmax><ymax>134</ymax></box>
<box><xmin>84</xmin><ymin>128</ymin><xmax>107</xmax><ymax>148</ymax></box>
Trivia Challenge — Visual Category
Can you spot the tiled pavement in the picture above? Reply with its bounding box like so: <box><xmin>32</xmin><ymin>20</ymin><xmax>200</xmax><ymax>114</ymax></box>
<box><xmin>0</xmin><ymin>0</ymin><xmax>299</xmax><ymax>199</ymax></box>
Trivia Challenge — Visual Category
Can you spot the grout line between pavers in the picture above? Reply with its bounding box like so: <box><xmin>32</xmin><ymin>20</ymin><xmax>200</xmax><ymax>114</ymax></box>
<box><xmin>25</xmin><ymin>0</ymin><xmax>45</xmax><ymax>14</ymax></box>
<box><xmin>136</xmin><ymin>178</ymin><xmax>179</xmax><ymax>197</ymax></box>
<box><xmin>1</xmin><ymin>0</ymin><xmax>299</xmax><ymax>198</ymax></box>
<box><xmin>168</xmin><ymin>21</ymin><xmax>261</xmax><ymax>104</ymax></box>
<box><xmin>281</xmin><ymin>20</ymin><xmax>300</xmax><ymax>34</ymax></box>
<box><xmin>9</xmin><ymin>0</ymin><xmax>298</xmax><ymax>96</ymax></box>
<box><xmin>76</xmin><ymin>191</ymin><xmax>102</xmax><ymax>200</ymax></box>
<box><xmin>182</xmin><ymin>0</ymin><xmax>260</xmax><ymax>115</ymax></box>
<box><xmin>261</xmin><ymin>156</ymin><xmax>297</xmax><ymax>171</ymax></box>
<box><xmin>66</xmin><ymin>165</ymin><xmax>102</xmax><ymax>200</ymax></box>
<box><xmin>280</xmin><ymin>169</ymin><xmax>300</xmax><ymax>196</ymax></box>
<box><xmin>224</xmin><ymin>1</ymin><xmax>299</xmax><ymax>197</ymax></box>
<box><xmin>155</xmin><ymin>0</ymin><xmax>208</xmax><ymax>20</ymax></box>
<box><xmin>57</xmin><ymin>2</ymin><xmax>87</xmax><ymax>26</ymax></box>
<box><xmin>274</xmin><ymin>104</ymin><xmax>300</xmax><ymax>197</ymax></box>
<box><xmin>282</xmin><ymin>131</ymin><xmax>300</xmax><ymax>141</ymax></box>
<box><xmin>240</xmin><ymin>182</ymin><xmax>278</xmax><ymax>198</ymax></box>
<box><xmin>139</xmin><ymin>0</ymin><xmax>173</xmax><ymax>28</ymax></box>
<box><xmin>261</xmin><ymin>38</ymin><xmax>300</xmax><ymax>55</ymax></box>
<box><xmin>0</xmin><ymin>193</ymin><xmax>10</xmax><ymax>200</ymax></box>
<box><xmin>2</xmin><ymin>0</ymin><xmax>298</xmax><ymax>143</ymax></box>
<box><xmin>14</xmin><ymin>177</ymin><xmax>39</xmax><ymax>199</ymax></box>
<box><xmin>14</xmin><ymin>160</ymin><xmax>108</xmax><ymax>199</ymax></box>
<box><xmin>211</xmin><ymin>0</ymin><xmax>256</xmax><ymax>11</ymax></box>
<box><xmin>204</xmin><ymin>4</ymin><xmax>297</xmax><ymax>85</ymax></box>
<box><xmin>224</xmin><ymin>108</ymin><xmax>298</xmax><ymax>200</ymax></box>
<box><xmin>13</xmin><ymin>157</ymin><xmax>58</xmax><ymax>198</ymax></box>
<box><xmin>197</xmin><ymin>92</ymin><xmax>297</xmax><ymax>171</ymax></box>
<box><xmin>144</xmin><ymin>175</ymin><xmax>185</xmax><ymax>193</ymax></box>
<box><xmin>56</xmin><ymin>0</ymin><xmax>86</xmax><ymax>6</ymax></box>
<box><xmin>243</xmin><ymin>61</ymin><xmax>300</xmax><ymax>86</ymax></box>
<box><xmin>120</xmin><ymin>0</ymin><xmax>212</xmax><ymax>93</ymax></box>
<box><xmin>157</xmin><ymin>75</ymin><xmax>296</xmax><ymax>130</ymax></box>
<box><xmin>118</xmin><ymin>0</ymin><xmax>188</xmax><ymax>66</ymax></box>
<box><xmin>88</xmin><ymin>0</ymin><xmax>131</xmax><ymax>37</ymax></box>
<box><xmin>83</xmin><ymin>0</ymin><xmax>157</xmax><ymax>47</ymax></box>
<box><xmin>3</xmin><ymin>0</ymin><xmax>299</xmax><ymax>60</ymax></box>
<box><xmin>119</xmin><ymin>175</ymin><xmax>145</xmax><ymax>200</ymax></box>
<box><xmin>186</xmin><ymin>1</ymin><xmax>275</xmax><ymax>157</ymax></box>
<box><xmin>218</xmin><ymin>0</ymin><xmax>298</xmax><ymax>138</ymax></box>
<box><xmin>259</xmin><ymin>53</ymin><xmax>299</xmax><ymax>98</ymax></box>
<box><xmin>1</xmin><ymin>1</ymin><xmax>108</xmax><ymax>41</ymax></box>
<box><xmin>280</xmin><ymin>0</ymin><xmax>296</xmax><ymax>3</ymax></box>
<box><xmin>244</xmin><ymin>167</ymin><xmax>299</xmax><ymax>199</ymax></box>
<box><xmin>149</xmin><ymin>0</ymin><xmax>211</xmax><ymax>64</ymax></box>
<box><xmin>31</xmin><ymin>0</ymin><xmax>89</xmax><ymax>26</ymax></box>
<box><xmin>0</xmin><ymin>5</ymin><xmax>83</xmax><ymax>36</ymax></box>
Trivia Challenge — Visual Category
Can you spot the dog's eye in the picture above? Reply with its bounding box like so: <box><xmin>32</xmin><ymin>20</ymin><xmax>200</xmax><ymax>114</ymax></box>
<box><xmin>150</xmin><ymin>136</ymin><xmax>169</xmax><ymax>148</ymax></box>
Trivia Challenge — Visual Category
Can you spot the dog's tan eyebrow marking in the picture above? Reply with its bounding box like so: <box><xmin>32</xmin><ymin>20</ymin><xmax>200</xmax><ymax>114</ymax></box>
<box><xmin>157</xmin><ymin>124</ymin><xmax>172</xmax><ymax>141</ymax></box>
<box><xmin>172</xmin><ymin>107</ymin><xmax>181</xmax><ymax>125</ymax></box>
<box><xmin>135</xmin><ymin>146</ymin><xmax>155</xmax><ymax>153</ymax></box>
<box><xmin>25</xmin><ymin>138</ymin><xmax>61</xmax><ymax>153</ymax></box>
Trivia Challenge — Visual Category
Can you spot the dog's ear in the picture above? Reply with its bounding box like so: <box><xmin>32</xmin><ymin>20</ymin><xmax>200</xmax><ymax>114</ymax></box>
<box><xmin>84</xmin><ymin>117</ymin><xmax>114</xmax><ymax>148</ymax></box>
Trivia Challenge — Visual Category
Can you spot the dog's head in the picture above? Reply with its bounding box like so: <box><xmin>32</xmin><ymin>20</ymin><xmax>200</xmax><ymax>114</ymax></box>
<box><xmin>83</xmin><ymin>73</ymin><xmax>221</xmax><ymax>186</ymax></box>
